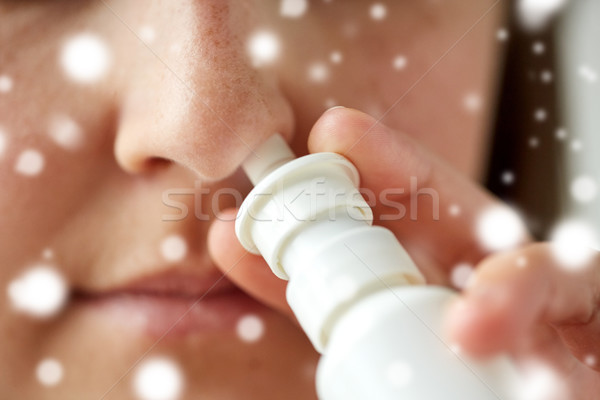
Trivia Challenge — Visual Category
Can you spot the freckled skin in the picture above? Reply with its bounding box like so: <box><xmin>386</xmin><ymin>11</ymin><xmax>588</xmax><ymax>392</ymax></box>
<box><xmin>0</xmin><ymin>1</ymin><xmax>504</xmax><ymax>399</ymax></box>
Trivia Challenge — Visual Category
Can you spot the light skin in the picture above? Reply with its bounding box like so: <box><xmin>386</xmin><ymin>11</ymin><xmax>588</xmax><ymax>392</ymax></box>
<box><xmin>1</xmin><ymin>0</ymin><xmax>598</xmax><ymax>399</ymax></box>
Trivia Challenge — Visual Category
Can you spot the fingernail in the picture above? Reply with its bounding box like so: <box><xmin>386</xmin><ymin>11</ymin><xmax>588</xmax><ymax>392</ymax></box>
<box><xmin>325</xmin><ymin>105</ymin><xmax>345</xmax><ymax>112</ymax></box>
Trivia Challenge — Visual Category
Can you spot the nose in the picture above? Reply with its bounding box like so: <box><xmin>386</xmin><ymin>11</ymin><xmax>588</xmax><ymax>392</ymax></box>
<box><xmin>114</xmin><ymin>1</ymin><xmax>294</xmax><ymax>180</ymax></box>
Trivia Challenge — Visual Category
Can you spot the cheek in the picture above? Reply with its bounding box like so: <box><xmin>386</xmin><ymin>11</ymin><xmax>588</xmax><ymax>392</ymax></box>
<box><xmin>0</xmin><ymin>103</ymin><xmax>115</xmax><ymax>275</ymax></box>
<box><xmin>272</xmin><ymin>1</ymin><xmax>503</xmax><ymax>177</ymax></box>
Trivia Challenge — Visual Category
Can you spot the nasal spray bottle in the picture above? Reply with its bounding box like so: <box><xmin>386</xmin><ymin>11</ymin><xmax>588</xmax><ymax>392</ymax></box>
<box><xmin>235</xmin><ymin>134</ymin><xmax>520</xmax><ymax>399</ymax></box>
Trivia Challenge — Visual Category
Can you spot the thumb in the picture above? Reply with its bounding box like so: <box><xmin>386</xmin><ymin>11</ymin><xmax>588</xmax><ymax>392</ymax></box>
<box><xmin>207</xmin><ymin>208</ymin><xmax>293</xmax><ymax>318</ymax></box>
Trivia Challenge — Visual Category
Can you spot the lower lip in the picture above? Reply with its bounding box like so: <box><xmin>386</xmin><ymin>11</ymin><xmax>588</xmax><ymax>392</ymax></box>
<box><xmin>75</xmin><ymin>288</ymin><xmax>267</xmax><ymax>338</ymax></box>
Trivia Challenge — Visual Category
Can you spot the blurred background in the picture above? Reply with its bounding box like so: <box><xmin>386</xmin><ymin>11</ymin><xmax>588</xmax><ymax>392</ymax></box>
<box><xmin>488</xmin><ymin>0</ymin><xmax>599</xmax><ymax>243</ymax></box>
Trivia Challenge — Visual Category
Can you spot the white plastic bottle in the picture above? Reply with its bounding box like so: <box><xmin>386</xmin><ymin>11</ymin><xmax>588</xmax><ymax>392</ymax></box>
<box><xmin>236</xmin><ymin>134</ymin><xmax>520</xmax><ymax>399</ymax></box>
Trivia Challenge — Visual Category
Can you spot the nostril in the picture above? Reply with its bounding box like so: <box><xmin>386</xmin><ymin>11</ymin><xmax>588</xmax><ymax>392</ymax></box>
<box><xmin>144</xmin><ymin>157</ymin><xmax>174</xmax><ymax>172</ymax></box>
<box><xmin>120</xmin><ymin>156</ymin><xmax>174</xmax><ymax>176</ymax></box>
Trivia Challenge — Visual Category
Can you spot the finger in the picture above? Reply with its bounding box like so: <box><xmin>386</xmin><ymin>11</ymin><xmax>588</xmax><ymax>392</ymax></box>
<box><xmin>445</xmin><ymin>243</ymin><xmax>600</xmax><ymax>370</ymax></box>
<box><xmin>207</xmin><ymin>208</ymin><xmax>294</xmax><ymax>318</ymax></box>
<box><xmin>308</xmin><ymin>107</ymin><xmax>531</xmax><ymax>283</ymax></box>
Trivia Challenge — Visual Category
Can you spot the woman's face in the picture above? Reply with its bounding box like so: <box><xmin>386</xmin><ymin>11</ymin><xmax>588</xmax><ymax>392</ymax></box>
<box><xmin>0</xmin><ymin>1</ymin><xmax>504</xmax><ymax>398</ymax></box>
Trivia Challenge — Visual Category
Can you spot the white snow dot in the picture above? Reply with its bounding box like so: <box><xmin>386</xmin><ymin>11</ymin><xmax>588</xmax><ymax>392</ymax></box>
<box><xmin>496</xmin><ymin>28</ymin><xmax>510</xmax><ymax>42</ymax></box>
<box><xmin>534</xmin><ymin>108</ymin><xmax>547</xmax><ymax>122</ymax></box>
<box><xmin>302</xmin><ymin>362</ymin><xmax>318</xmax><ymax>380</ymax></box>
<box><xmin>555</xmin><ymin>127</ymin><xmax>567</xmax><ymax>140</ymax></box>
<box><xmin>160</xmin><ymin>235</ymin><xmax>188</xmax><ymax>262</ymax></box>
<box><xmin>529</xmin><ymin>137</ymin><xmax>540</xmax><ymax>148</ymax></box>
<box><xmin>584</xmin><ymin>354</ymin><xmax>597</xmax><ymax>367</ymax></box>
<box><xmin>501</xmin><ymin>170</ymin><xmax>515</xmax><ymax>185</ymax></box>
<box><xmin>540</xmin><ymin>70</ymin><xmax>553</xmax><ymax>83</ymax></box>
<box><xmin>247</xmin><ymin>31</ymin><xmax>280</xmax><ymax>67</ymax></box>
<box><xmin>571</xmin><ymin>139</ymin><xmax>582</xmax><ymax>152</ymax></box>
<box><xmin>48</xmin><ymin>114</ymin><xmax>83</xmax><ymax>150</ymax></box>
<box><xmin>463</xmin><ymin>93</ymin><xmax>482</xmax><ymax>113</ymax></box>
<box><xmin>60</xmin><ymin>33</ymin><xmax>111</xmax><ymax>83</ymax></box>
<box><xmin>0</xmin><ymin>127</ymin><xmax>7</xmax><ymax>158</ymax></box>
<box><xmin>236</xmin><ymin>314</ymin><xmax>264</xmax><ymax>342</ymax></box>
<box><xmin>579</xmin><ymin>65</ymin><xmax>598</xmax><ymax>83</ymax></box>
<box><xmin>0</xmin><ymin>75</ymin><xmax>13</xmax><ymax>93</ymax></box>
<box><xmin>280</xmin><ymin>0</ymin><xmax>308</xmax><ymax>18</ymax></box>
<box><xmin>550</xmin><ymin>220</ymin><xmax>598</xmax><ymax>270</ymax></box>
<box><xmin>36</xmin><ymin>358</ymin><xmax>64</xmax><ymax>386</ymax></box>
<box><xmin>516</xmin><ymin>361</ymin><xmax>567</xmax><ymax>400</ymax></box>
<box><xmin>139</xmin><ymin>26</ymin><xmax>156</xmax><ymax>43</ymax></box>
<box><xmin>342</xmin><ymin>21</ymin><xmax>359</xmax><ymax>38</ymax></box>
<box><xmin>308</xmin><ymin>62</ymin><xmax>329</xmax><ymax>83</ymax></box>
<box><xmin>448</xmin><ymin>204</ymin><xmax>461</xmax><ymax>217</ymax></box>
<box><xmin>370</xmin><ymin>3</ymin><xmax>387</xmax><ymax>20</ymax></box>
<box><xmin>476</xmin><ymin>206</ymin><xmax>527</xmax><ymax>252</ymax></box>
<box><xmin>516</xmin><ymin>256</ymin><xmax>528</xmax><ymax>268</ymax></box>
<box><xmin>169</xmin><ymin>42</ymin><xmax>183</xmax><ymax>55</ymax></box>
<box><xmin>570</xmin><ymin>175</ymin><xmax>597</xmax><ymax>203</ymax></box>
<box><xmin>42</xmin><ymin>248</ymin><xmax>54</xmax><ymax>260</ymax></box>
<box><xmin>449</xmin><ymin>343</ymin><xmax>462</xmax><ymax>355</ymax></box>
<box><xmin>532</xmin><ymin>41</ymin><xmax>545</xmax><ymax>55</ymax></box>
<box><xmin>324</xmin><ymin>98</ymin><xmax>338</xmax><ymax>109</ymax></box>
<box><xmin>15</xmin><ymin>149</ymin><xmax>45</xmax><ymax>176</ymax></box>
<box><xmin>330</xmin><ymin>51</ymin><xmax>343</xmax><ymax>64</ymax></box>
<box><xmin>451</xmin><ymin>263</ymin><xmax>474</xmax><ymax>290</ymax></box>
<box><xmin>7</xmin><ymin>264</ymin><xmax>68</xmax><ymax>318</ymax></box>
<box><xmin>392</xmin><ymin>55</ymin><xmax>407</xmax><ymax>70</ymax></box>
<box><xmin>385</xmin><ymin>361</ymin><xmax>413</xmax><ymax>388</ymax></box>
<box><xmin>133</xmin><ymin>357</ymin><xmax>183</xmax><ymax>400</ymax></box>
<box><xmin>463</xmin><ymin>93</ymin><xmax>483</xmax><ymax>113</ymax></box>
<box><xmin>518</xmin><ymin>0</ymin><xmax>567</xmax><ymax>31</ymax></box>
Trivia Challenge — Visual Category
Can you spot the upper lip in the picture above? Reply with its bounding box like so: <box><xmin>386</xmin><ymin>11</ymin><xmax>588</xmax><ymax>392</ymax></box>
<box><xmin>73</xmin><ymin>269</ymin><xmax>238</xmax><ymax>300</ymax></box>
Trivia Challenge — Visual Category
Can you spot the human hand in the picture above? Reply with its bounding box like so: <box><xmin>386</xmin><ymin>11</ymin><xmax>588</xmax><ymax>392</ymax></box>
<box><xmin>208</xmin><ymin>108</ymin><xmax>600</xmax><ymax>398</ymax></box>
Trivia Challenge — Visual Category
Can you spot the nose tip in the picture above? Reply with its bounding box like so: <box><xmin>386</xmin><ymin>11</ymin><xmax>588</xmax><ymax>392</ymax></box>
<box><xmin>113</xmin><ymin>2</ymin><xmax>295</xmax><ymax>180</ymax></box>
<box><xmin>114</xmin><ymin>68</ymin><xmax>295</xmax><ymax>179</ymax></box>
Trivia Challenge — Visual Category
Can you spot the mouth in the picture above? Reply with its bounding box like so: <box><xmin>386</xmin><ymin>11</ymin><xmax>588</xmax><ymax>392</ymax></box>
<box><xmin>72</xmin><ymin>270</ymin><xmax>267</xmax><ymax>338</ymax></box>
